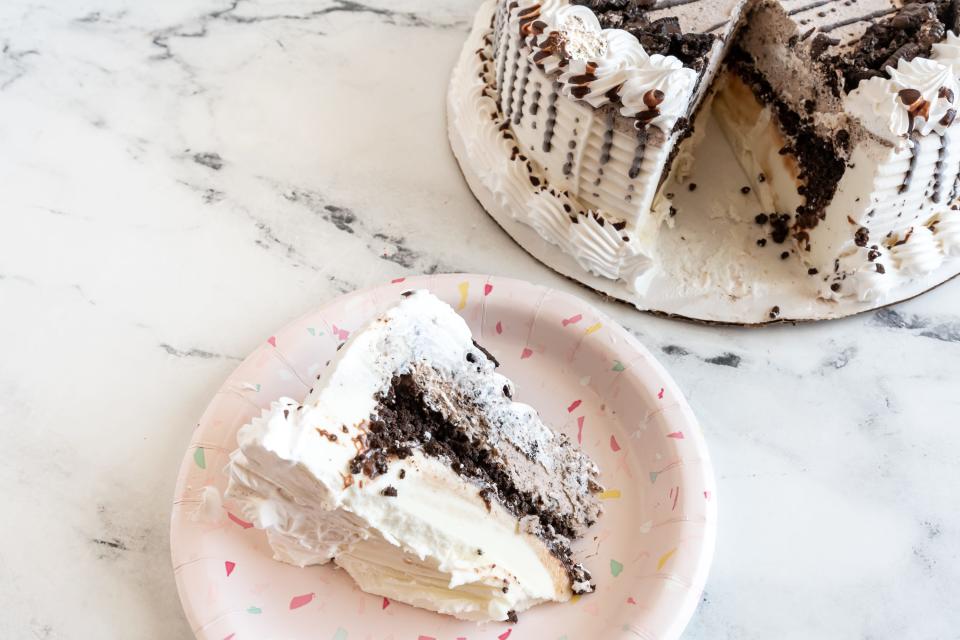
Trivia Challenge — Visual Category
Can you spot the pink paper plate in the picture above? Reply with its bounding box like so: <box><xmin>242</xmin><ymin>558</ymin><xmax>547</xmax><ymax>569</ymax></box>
<box><xmin>170</xmin><ymin>273</ymin><xmax>717</xmax><ymax>640</ymax></box>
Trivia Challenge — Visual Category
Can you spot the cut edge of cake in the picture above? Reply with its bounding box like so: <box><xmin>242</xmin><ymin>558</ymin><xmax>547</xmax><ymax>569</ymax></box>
<box><xmin>721</xmin><ymin>0</ymin><xmax>960</xmax><ymax>301</ymax></box>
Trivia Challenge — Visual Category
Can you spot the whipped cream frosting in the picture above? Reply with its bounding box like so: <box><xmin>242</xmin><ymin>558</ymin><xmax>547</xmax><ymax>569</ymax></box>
<box><xmin>888</xmin><ymin>58</ymin><xmax>958</xmax><ymax>136</ymax></box>
<box><xmin>226</xmin><ymin>290</ymin><xmax>599</xmax><ymax>622</ymax></box>
<box><xmin>849</xmin><ymin>255</ymin><xmax>895</xmax><ymax>302</ymax></box>
<box><xmin>846</xmin><ymin>42</ymin><xmax>960</xmax><ymax>144</ymax></box>
<box><xmin>819</xmin><ymin>247</ymin><xmax>894</xmax><ymax>303</ymax></box>
<box><xmin>566</xmin><ymin>211</ymin><xmax>654</xmax><ymax>283</ymax></box>
<box><xmin>891</xmin><ymin>224</ymin><xmax>946</xmax><ymax>276</ymax></box>
<box><xmin>524</xmin><ymin>0</ymin><xmax>697</xmax><ymax>132</ymax></box>
<box><xmin>935</xmin><ymin>212</ymin><xmax>960</xmax><ymax>256</ymax></box>
<box><xmin>473</xmin><ymin>90</ymin><xmax>656</xmax><ymax>289</ymax></box>
<box><xmin>844</xmin><ymin>75</ymin><xmax>913</xmax><ymax>144</ymax></box>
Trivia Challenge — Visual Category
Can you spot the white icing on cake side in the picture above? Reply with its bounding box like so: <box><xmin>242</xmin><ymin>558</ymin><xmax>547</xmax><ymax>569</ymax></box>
<box><xmin>460</xmin><ymin>3</ymin><xmax>664</xmax><ymax>290</ymax></box>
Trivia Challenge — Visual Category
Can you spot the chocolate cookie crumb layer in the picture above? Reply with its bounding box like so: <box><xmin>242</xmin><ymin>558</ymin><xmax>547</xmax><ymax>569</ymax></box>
<box><xmin>352</xmin><ymin>371</ymin><xmax>595</xmax><ymax>593</ymax></box>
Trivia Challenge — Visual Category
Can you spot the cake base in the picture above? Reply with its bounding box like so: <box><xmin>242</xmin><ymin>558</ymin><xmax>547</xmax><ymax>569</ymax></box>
<box><xmin>447</xmin><ymin>1</ymin><xmax>960</xmax><ymax>325</ymax></box>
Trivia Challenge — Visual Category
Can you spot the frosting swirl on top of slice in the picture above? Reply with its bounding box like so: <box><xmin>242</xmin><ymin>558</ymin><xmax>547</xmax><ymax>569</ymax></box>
<box><xmin>887</xmin><ymin>57</ymin><xmax>958</xmax><ymax>136</ymax></box>
<box><xmin>891</xmin><ymin>225</ymin><xmax>945</xmax><ymax>275</ymax></box>
<box><xmin>844</xmin><ymin>76</ymin><xmax>912</xmax><ymax>143</ymax></box>
<box><xmin>518</xmin><ymin>0</ymin><xmax>697</xmax><ymax>132</ymax></box>
<box><xmin>558</xmin><ymin>28</ymin><xmax>647</xmax><ymax>108</ymax></box>
<box><xmin>846</xmin><ymin>53</ymin><xmax>960</xmax><ymax>143</ymax></box>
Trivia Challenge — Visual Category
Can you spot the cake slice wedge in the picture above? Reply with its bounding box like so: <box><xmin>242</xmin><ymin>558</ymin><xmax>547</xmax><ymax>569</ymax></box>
<box><xmin>225</xmin><ymin>290</ymin><xmax>603</xmax><ymax>622</ymax></box>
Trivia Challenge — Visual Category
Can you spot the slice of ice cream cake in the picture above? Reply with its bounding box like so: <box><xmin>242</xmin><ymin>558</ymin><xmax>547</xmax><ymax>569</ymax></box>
<box><xmin>226</xmin><ymin>290</ymin><xmax>603</xmax><ymax>622</ymax></box>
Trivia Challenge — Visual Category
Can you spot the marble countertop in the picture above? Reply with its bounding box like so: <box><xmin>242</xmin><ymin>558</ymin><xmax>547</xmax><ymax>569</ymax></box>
<box><xmin>2</xmin><ymin>0</ymin><xmax>959</xmax><ymax>638</ymax></box>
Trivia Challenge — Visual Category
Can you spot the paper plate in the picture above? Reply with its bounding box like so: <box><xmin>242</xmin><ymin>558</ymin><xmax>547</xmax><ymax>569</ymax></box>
<box><xmin>170</xmin><ymin>273</ymin><xmax>716</xmax><ymax>640</ymax></box>
<box><xmin>446</xmin><ymin>1</ymin><xmax>960</xmax><ymax>325</ymax></box>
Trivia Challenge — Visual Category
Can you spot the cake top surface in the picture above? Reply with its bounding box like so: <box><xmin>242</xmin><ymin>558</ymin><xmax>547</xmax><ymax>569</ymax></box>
<box><xmin>571</xmin><ymin>0</ymin><xmax>745</xmax><ymax>64</ymax></box>
<box><xmin>569</xmin><ymin>0</ymin><xmax>745</xmax><ymax>34</ymax></box>
<box><xmin>823</xmin><ymin>2</ymin><xmax>959</xmax><ymax>89</ymax></box>
<box><xmin>510</xmin><ymin>1</ymin><xmax>720</xmax><ymax>130</ymax></box>
<box><xmin>505</xmin><ymin>1</ymin><xmax>939</xmax><ymax>133</ymax></box>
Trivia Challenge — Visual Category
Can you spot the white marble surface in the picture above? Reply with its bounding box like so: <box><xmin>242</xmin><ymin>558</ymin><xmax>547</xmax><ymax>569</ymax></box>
<box><xmin>1</xmin><ymin>0</ymin><xmax>959</xmax><ymax>638</ymax></box>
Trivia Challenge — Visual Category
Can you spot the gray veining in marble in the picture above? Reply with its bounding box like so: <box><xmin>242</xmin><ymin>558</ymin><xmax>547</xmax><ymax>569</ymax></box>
<box><xmin>1</xmin><ymin>0</ymin><xmax>958</xmax><ymax>638</ymax></box>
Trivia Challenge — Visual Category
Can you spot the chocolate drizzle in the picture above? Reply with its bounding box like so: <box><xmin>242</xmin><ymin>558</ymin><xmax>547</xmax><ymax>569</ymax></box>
<box><xmin>786</xmin><ymin>0</ymin><xmax>837</xmax><ymax>16</ymax></box>
<box><xmin>532</xmin><ymin>29</ymin><xmax>568</xmax><ymax>71</ymax></box>
<box><xmin>513</xmin><ymin>59</ymin><xmax>532</xmax><ymax>125</ymax></box>
<box><xmin>517</xmin><ymin>3</ymin><xmax>542</xmax><ymax>38</ymax></box>
<box><xmin>532</xmin><ymin>49</ymin><xmax>552</xmax><ymax>66</ymax></box>
<box><xmin>599</xmin><ymin>109</ymin><xmax>615</xmax><ymax>166</ymax></box>
<box><xmin>503</xmin><ymin>40</ymin><xmax>523</xmax><ymax>121</ymax></box>
<box><xmin>821</xmin><ymin>7</ymin><xmax>898</xmax><ymax>34</ymax></box>
<box><xmin>628</xmin><ymin>126</ymin><xmax>648</xmax><ymax>180</ymax></box>
<box><xmin>543</xmin><ymin>81</ymin><xmax>560</xmax><ymax>152</ymax></box>
<box><xmin>492</xmin><ymin>1</ymin><xmax>506</xmax><ymax>61</ymax></box>
<box><xmin>933</xmin><ymin>133</ymin><xmax>949</xmax><ymax>203</ymax></box>
<box><xmin>900</xmin><ymin>131</ymin><xmax>922</xmax><ymax>195</ymax></box>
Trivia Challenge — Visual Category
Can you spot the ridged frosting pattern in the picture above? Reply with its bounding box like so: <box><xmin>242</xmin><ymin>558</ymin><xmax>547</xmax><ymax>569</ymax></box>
<box><xmin>452</xmin><ymin>5</ymin><xmax>657</xmax><ymax>291</ymax></box>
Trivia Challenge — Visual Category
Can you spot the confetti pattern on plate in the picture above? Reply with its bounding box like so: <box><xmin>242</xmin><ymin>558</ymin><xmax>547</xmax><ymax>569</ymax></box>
<box><xmin>170</xmin><ymin>274</ymin><xmax>716</xmax><ymax>640</ymax></box>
